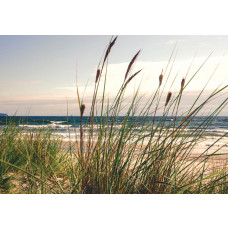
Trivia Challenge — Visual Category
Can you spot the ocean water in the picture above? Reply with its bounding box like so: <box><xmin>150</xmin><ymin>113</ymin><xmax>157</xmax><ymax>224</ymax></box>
<box><xmin>0</xmin><ymin>116</ymin><xmax>228</xmax><ymax>142</ymax></box>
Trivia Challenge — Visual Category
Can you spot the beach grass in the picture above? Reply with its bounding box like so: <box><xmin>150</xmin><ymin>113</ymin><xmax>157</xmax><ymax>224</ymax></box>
<box><xmin>0</xmin><ymin>36</ymin><xmax>228</xmax><ymax>194</ymax></box>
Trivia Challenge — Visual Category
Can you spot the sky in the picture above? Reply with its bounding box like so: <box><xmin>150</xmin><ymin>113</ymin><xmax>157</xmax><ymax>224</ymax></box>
<box><xmin>0</xmin><ymin>35</ymin><xmax>228</xmax><ymax>116</ymax></box>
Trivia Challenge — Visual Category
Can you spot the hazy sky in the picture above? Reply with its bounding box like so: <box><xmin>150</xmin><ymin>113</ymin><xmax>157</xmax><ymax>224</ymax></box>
<box><xmin>0</xmin><ymin>35</ymin><xmax>228</xmax><ymax>116</ymax></box>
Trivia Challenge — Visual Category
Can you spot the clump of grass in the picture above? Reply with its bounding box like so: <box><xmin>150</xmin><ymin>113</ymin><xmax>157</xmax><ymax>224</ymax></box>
<box><xmin>72</xmin><ymin>36</ymin><xmax>228</xmax><ymax>193</ymax></box>
<box><xmin>0</xmin><ymin>122</ymin><xmax>65</xmax><ymax>193</ymax></box>
<box><xmin>0</xmin><ymin>36</ymin><xmax>227</xmax><ymax>194</ymax></box>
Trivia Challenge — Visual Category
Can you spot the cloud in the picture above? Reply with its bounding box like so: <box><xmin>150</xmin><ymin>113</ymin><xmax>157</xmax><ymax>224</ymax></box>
<box><xmin>0</xmin><ymin>80</ymin><xmax>43</xmax><ymax>86</ymax></box>
<box><xmin>94</xmin><ymin>55</ymin><xmax>228</xmax><ymax>98</ymax></box>
<box><xmin>54</xmin><ymin>84</ymin><xmax>95</xmax><ymax>94</ymax></box>
<box><xmin>54</xmin><ymin>86</ymin><xmax>76</xmax><ymax>91</ymax></box>
<box><xmin>0</xmin><ymin>88</ymin><xmax>227</xmax><ymax>116</ymax></box>
<box><xmin>165</xmin><ymin>39</ymin><xmax>185</xmax><ymax>45</ymax></box>
<box><xmin>1</xmin><ymin>54</ymin><xmax>227</xmax><ymax>116</ymax></box>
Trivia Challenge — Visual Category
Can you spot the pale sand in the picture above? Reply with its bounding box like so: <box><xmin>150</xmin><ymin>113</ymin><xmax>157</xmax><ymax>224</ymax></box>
<box><xmin>60</xmin><ymin>140</ymin><xmax>228</xmax><ymax>178</ymax></box>
<box><xmin>61</xmin><ymin>136</ymin><xmax>228</xmax><ymax>162</ymax></box>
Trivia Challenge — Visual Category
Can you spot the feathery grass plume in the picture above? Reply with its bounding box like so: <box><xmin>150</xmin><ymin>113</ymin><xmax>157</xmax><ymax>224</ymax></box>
<box><xmin>90</xmin><ymin>36</ymin><xmax>117</xmax><ymax>126</ymax></box>
<box><xmin>124</xmin><ymin>50</ymin><xmax>141</xmax><ymax>80</ymax></box>
<box><xmin>181</xmin><ymin>78</ymin><xmax>185</xmax><ymax>91</ymax></box>
<box><xmin>102</xmin><ymin>36</ymin><xmax>118</xmax><ymax>70</ymax></box>
<box><xmin>80</xmin><ymin>104</ymin><xmax>86</xmax><ymax>118</ymax></box>
<box><xmin>122</xmin><ymin>69</ymin><xmax>143</xmax><ymax>91</ymax></box>
<box><xmin>165</xmin><ymin>92</ymin><xmax>172</xmax><ymax>106</ymax></box>
<box><xmin>159</xmin><ymin>70</ymin><xmax>163</xmax><ymax>86</ymax></box>
<box><xmin>95</xmin><ymin>68</ymin><xmax>101</xmax><ymax>83</ymax></box>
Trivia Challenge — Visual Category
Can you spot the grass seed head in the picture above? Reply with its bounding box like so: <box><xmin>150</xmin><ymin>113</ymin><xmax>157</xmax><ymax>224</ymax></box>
<box><xmin>80</xmin><ymin>104</ymin><xmax>86</xmax><ymax>118</ymax></box>
<box><xmin>124</xmin><ymin>50</ymin><xmax>141</xmax><ymax>80</ymax></box>
<box><xmin>181</xmin><ymin>78</ymin><xmax>185</xmax><ymax>91</ymax></box>
<box><xmin>165</xmin><ymin>92</ymin><xmax>172</xmax><ymax>106</ymax></box>
<box><xmin>95</xmin><ymin>68</ymin><xmax>101</xmax><ymax>83</ymax></box>
<box><xmin>122</xmin><ymin>69</ymin><xmax>142</xmax><ymax>90</ymax></box>
<box><xmin>159</xmin><ymin>74</ymin><xmax>163</xmax><ymax>86</ymax></box>
<box><xmin>103</xmin><ymin>36</ymin><xmax>118</xmax><ymax>67</ymax></box>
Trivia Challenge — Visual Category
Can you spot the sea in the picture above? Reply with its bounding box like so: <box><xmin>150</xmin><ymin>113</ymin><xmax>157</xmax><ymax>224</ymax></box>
<box><xmin>0</xmin><ymin>116</ymin><xmax>227</xmax><ymax>143</ymax></box>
